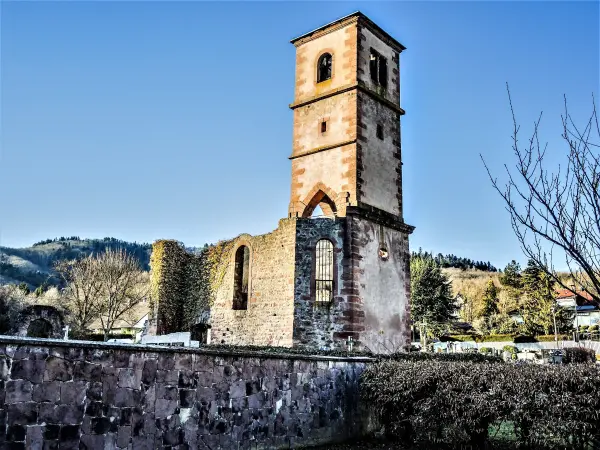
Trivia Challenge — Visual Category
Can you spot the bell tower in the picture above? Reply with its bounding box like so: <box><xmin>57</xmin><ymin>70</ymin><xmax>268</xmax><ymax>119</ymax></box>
<box><xmin>289</xmin><ymin>12</ymin><xmax>414</xmax><ymax>353</ymax></box>
<box><xmin>288</xmin><ymin>12</ymin><xmax>407</xmax><ymax>222</ymax></box>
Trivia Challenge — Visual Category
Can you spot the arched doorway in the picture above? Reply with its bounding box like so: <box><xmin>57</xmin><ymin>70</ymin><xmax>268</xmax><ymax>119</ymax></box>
<box><xmin>27</xmin><ymin>318</ymin><xmax>53</xmax><ymax>338</ymax></box>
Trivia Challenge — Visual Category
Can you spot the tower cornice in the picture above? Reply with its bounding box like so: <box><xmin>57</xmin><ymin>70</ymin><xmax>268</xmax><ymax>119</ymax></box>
<box><xmin>289</xmin><ymin>83</ymin><xmax>405</xmax><ymax>116</ymax></box>
<box><xmin>290</xmin><ymin>11</ymin><xmax>406</xmax><ymax>54</ymax></box>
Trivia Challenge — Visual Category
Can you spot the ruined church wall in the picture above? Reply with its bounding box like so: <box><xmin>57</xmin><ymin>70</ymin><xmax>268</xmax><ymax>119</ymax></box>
<box><xmin>209</xmin><ymin>219</ymin><xmax>297</xmax><ymax>347</ymax></box>
<box><xmin>351</xmin><ymin>217</ymin><xmax>411</xmax><ymax>353</ymax></box>
<box><xmin>0</xmin><ymin>338</ymin><xmax>371</xmax><ymax>449</ymax></box>
<box><xmin>292</xmin><ymin>218</ymin><xmax>346</xmax><ymax>350</ymax></box>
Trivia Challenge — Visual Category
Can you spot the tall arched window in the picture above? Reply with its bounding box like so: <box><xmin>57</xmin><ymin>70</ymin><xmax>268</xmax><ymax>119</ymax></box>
<box><xmin>315</xmin><ymin>239</ymin><xmax>334</xmax><ymax>303</ymax></box>
<box><xmin>233</xmin><ymin>245</ymin><xmax>250</xmax><ymax>310</ymax></box>
<box><xmin>317</xmin><ymin>53</ymin><xmax>332</xmax><ymax>83</ymax></box>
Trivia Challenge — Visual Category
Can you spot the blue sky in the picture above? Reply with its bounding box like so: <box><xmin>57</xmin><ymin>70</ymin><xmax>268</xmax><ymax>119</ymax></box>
<box><xmin>1</xmin><ymin>1</ymin><xmax>598</xmax><ymax>270</ymax></box>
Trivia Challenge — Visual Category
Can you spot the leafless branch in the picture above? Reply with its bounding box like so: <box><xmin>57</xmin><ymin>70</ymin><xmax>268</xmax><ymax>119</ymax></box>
<box><xmin>481</xmin><ymin>84</ymin><xmax>600</xmax><ymax>301</ymax></box>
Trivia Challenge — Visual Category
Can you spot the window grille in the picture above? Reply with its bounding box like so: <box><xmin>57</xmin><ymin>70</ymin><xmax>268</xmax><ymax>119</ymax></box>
<box><xmin>315</xmin><ymin>239</ymin><xmax>334</xmax><ymax>303</ymax></box>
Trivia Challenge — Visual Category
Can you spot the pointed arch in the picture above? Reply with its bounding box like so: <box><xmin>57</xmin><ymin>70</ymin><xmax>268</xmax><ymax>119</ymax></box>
<box><xmin>300</xmin><ymin>183</ymin><xmax>339</xmax><ymax>218</ymax></box>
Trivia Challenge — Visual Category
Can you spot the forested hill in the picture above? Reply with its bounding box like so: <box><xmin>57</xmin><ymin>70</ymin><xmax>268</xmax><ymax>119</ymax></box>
<box><xmin>412</xmin><ymin>249</ymin><xmax>498</xmax><ymax>272</ymax></box>
<box><xmin>0</xmin><ymin>237</ymin><xmax>152</xmax><ymax>288</ymax></box>
<box><xmin>1</xmin><ymin>237</ymin><xmax>499</xmax><ymax>289</ymax></box>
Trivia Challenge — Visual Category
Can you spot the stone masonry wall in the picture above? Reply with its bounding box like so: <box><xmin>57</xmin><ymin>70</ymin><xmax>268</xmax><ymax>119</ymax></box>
<box><xmin>293</xmin><ymin>218</ymin><xmax>346</xmax><ymax>350</ymax></box>
<box><xmin>357</xmin><ymin>92</ymin><xmax>402</xmax><ymax>218</ymax></box>
<box><xmin>351</xmin><ymin>216</ymin><xmax>411</xmax><ymax>354</ymax></box>
<box><xmin>209</xmin><ymin>219</ymin><xmax>297</xmax><ymax>347</ymax></box>
<box><xmin>0</xmin><ymin>338</ymin><xmax>371</xmax><ymax>449</ymax></box>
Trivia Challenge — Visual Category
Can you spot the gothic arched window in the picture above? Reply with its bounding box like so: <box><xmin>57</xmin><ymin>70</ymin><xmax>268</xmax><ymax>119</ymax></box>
<box><xmin>317</xmin><ymin>53</ymin><xmax>332</xmax><ymax>83</ymax></box>
<box><xmin>314</xmin><ymin>239</ymin><xmax>334</xmax><ymax>303</ymax></box>
<box><xmin>233</xmin><ymin>245</ymin><xmax>250</xmax><ymax>310</ymax></box>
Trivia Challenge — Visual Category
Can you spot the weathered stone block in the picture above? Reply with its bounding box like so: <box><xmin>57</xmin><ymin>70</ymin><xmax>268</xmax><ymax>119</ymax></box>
<box><xmin>25</xmin><ymin>425</ymin><xmax>44</xmax><ymax>450</ymax></box>
<box><xmin>73</xmin><ymin>361</ymin><xmax>102</xmax><ymax>382</ymax></box>
<box><xmin>118</xmin><ymin>368</ymin><xmax>142</xmax><ymax>389</ymax></box>
<box><xmin>44</xmin><ymin>357</ymin><xmax>72</xmax><ymax>382</ymax></box>
<box><xmin>5</xmin><ymin>380</ymin><xmax>32</xmax><ymax>403</ymax></box>
<box><xmin>117</xmin><ymin>425</ymin><xmax>131</xmax><ymax>448</ymax></box>
<box><xmin>6</xmin><ymin>402</ymin><xmax>38</xmax><ymax>425</ymax></box>
<box><xmin>141</xmin><ymin>359</ymin><xmax>157</xmax><ymax>384</ymax></box>
<box><xmin>60</xmin><ymin>381</ymin><xmax>87</xmax><ymax>405</ymax></box>
<box><xmin>6</xmin><ymin>424</ymin><xmax>26</xmax><ymax>441</ymax></box>
<box><xmin>155</xmin><ymin>398</ymin><xmax>178</xmax><ymax>419</ymax></box>
<box><xmin>86</xmin><ymin>382</ymin><xmax>102</xmax><ymax>401</ymax></box>
<box><xmin>32</xmin><ymin>381</ymin><xmax>61</xmax><ymax>403</ymax></box>
<box><xmin>44</xmin><ymin>424</ymin><xmax>60</xmax><ymax>440</ymax></box>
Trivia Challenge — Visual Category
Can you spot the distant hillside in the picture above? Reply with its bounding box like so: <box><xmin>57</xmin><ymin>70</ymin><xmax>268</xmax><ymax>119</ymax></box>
<box><xmin>0</xmin><ymin>237</ymin><xmax>152</xmax><ymax>289</ymax></box>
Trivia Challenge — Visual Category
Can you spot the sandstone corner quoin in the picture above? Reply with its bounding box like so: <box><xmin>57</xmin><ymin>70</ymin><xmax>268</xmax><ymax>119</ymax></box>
<box><xmin>149</xmin><ymin>12</ymin><xmax>415</xmax><ymax>354</ymax></box>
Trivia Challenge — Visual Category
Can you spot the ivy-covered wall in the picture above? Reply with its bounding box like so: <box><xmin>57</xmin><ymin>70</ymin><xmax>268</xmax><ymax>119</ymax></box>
<box><xmin>150</xmin><ymin>241</ymin><xmax>209</xmax><ymax>335</ymax></box>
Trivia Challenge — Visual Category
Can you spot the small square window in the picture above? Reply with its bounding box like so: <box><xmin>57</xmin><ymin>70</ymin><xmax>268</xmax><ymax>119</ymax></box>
<box><xmin>376</xmin><ymin>124</ymin><xmax>384</xmax><ymax>140</ymax></box>
<box><xmin>321</xmin><ymin>121</ymin><xmax>327</xmax><ymax>133</ymax></box>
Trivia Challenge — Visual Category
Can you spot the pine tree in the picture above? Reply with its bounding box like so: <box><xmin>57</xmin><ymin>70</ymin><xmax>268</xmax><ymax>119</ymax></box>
<box><xmin>480</xmin><ymin>279</ymin><xmax>499</xmax><ymax>317</ymax></box>
<box><xmin>520</xmin><ymin>259</ymin><xmax>573</xmax><ymax>335</ymax></box>
<box><xmin>500</xmin><ymin>260</ymin><xmax>523</xmax><ymax>290</ymax></box>
<box><xmin>410</xmin><ymin>255</ymin><xmax>457</xmax><ymax>325</ymax></box>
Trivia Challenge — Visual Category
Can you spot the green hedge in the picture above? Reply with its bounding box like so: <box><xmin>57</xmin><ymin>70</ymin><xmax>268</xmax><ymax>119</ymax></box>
<box><xmin>563</xmin><ymin>347</ymin><xmax>596</xmax><ymax>364</ymax></box>
<box><xmin>445</xmin><ymin>334</ymin><xmax>571</xmax><ymax>343</ymax></box>
<box><xmin>185</xmin><ymin>344</ymin><xmax>502</xmax><ymax>362</ymax></box>
<box><xmin>361</xmin><ymin>360</ymin><xmax>600</xmax><ymax>448</ymax></box>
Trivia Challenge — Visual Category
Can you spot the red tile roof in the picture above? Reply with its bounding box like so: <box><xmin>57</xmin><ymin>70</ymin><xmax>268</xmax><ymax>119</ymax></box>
<box><xmin>555</xmin><ymin>288</ymin><xmax>595</xmax><ymax>303</ymax></box>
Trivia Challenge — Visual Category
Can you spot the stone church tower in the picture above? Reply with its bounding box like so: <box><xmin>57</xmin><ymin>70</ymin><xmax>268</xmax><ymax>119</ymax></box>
<box><xmin>287</xmin><ymin>12</ymin><xmax>415</xmax><ymax>351</ymax></box>
<box><xmin>151</xmin><ymin>12</ymin><xmax>414</xmax><ymax>353</ymax></box>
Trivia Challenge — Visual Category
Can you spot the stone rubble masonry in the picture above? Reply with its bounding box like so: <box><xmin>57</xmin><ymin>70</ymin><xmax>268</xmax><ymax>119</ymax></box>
<box><xmin>0</xmin><ymin>338</ymin><xmax>372</xmax><ymax>450</ymax></box>
<box><xmin>209</xmin><ymin>219</ymin><xmax>297</xmax><ymax>348</ymax></box>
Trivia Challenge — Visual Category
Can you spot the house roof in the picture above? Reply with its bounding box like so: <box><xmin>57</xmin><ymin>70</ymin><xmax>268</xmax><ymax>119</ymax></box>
<box><xmin>555</xmin><ymin>288</ymin><xmax>594</xmax><ymax>302</ymax></box>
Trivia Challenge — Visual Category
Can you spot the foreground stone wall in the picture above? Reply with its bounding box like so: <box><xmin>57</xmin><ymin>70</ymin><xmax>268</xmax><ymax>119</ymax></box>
<box><xmin>0</xmin><ymin>337</ymin><xmax>370</xmax><ymax>449</ymax></box>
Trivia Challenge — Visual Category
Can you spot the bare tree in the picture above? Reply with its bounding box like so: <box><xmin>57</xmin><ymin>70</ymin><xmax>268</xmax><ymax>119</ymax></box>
<box><xmin>95</xmin><ymin>248</ymin><xmax>149</xmax><ymax>341</ymax></box>
<box><xmin>482</xmin><ymin>85</ymin><xmax>600</xmax><ymax>301</ymax></box>
<box><xmin>55</xmin><ymin>255</ymin><xmax>103</xmax><ymax>334</ymax></box>
<box><xmin>56</xmin><ymin>249</ymin><xmax>149</xmax><ymax>340</ymax></box>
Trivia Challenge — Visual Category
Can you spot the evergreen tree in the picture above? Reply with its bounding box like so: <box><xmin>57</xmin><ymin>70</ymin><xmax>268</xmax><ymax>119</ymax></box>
<box><xmin>480</xmin><ymin>279</ymin><xmax>499</xmax><ymax>317</ymax></box>
<box><xmin>500</xmin><ymin>260</ymin><xmax>523</xmax><ymax>290</ymax></box>
<box><xmin>410</xmin><ymin>255</ymin><xmax>457</xmax><ymax>325</ymax></box>
<box><xmin>520</xmin><ymin>259</ymin><xmax>573</xmax><ymax>335</ymax></box>
<box><xmin>17</xmin><ymin>283</ymin><xmax>30</xmax><ymax>295</ymax></box>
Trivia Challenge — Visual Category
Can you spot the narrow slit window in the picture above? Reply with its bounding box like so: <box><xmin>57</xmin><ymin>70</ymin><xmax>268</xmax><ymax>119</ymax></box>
<box><xmin>317</xmin><ymin>53</ymin><xmax>332</xmax><ymax>83</ymax></box>
<box><xmin>233</xmin><ymin>245</ymin><xmax>249</xmax><ymax>310</ymax></box>
<box><xmin>321</xmin><ymin>121</ymin><xmax>327</xmax><ymax>133</ymax></box>
<box><xmin>315</xmin><ymin>239</ymin><xmax>334</xmax><ymax>303</ymax></box>
<box><xmin>376</xmin><ymin>124</ymin><xmax>384</xmax><ymax>140</ymax></box>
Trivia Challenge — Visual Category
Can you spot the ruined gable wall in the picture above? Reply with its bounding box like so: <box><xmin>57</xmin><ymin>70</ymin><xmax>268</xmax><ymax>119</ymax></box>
<box><xmin>209</xmin><ymin>219</ymin><xmax>297</xmax><ymax>347</ymax></box>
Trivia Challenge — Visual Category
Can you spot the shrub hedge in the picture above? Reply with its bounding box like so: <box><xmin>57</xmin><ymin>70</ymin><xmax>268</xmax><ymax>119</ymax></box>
<box><xmin>563</xmin><ymin>347</ymin><xmax>596</xmax><ymax>364</ymax></box>
<box><xmin>361</xmin><ymin>360</ymin><xmax>600</xmax><ymax>449</ymax></box>
<box><xmin>446</xmin><ymin>334</ymin><xmax>572</xmax><ymax>343</ymax></box>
